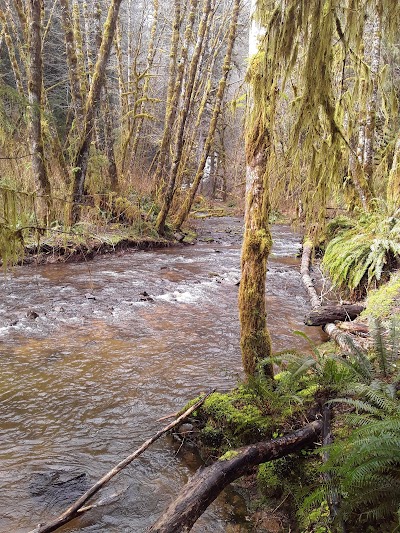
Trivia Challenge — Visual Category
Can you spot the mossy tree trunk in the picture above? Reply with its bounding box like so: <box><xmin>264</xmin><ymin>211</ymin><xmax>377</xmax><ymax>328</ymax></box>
<box><xmin>363</xmin><ymin>4</ymin><xmax>382</xmax><ymax>187</ymax></box>
<box><xmin>152</xmin><ymin>0</ymin><xmax>183</xmax><ymax>191</ymax></box>
<box><xmin>121</xmin><ymin>0</ymin><xmax>159</xmax><ymax>176</ymax></box>
<box><xmin>27</xmin><ymin>0</ymin><xmax>52</xmax><ymax>215</ymax></box>
<box><xmin>239</xmin><ymin>153</ymin><xmax>273</xmax><ymax>378</ymax></box>
<box><xmin>173</xmin><ymin>0</ymin><xmax>240</xmax><ymax>230</ymax></box>
<box><xmin>0</xmin><ymin>10</ymin><xmax>25</xmax><ymax>95</ymax></box>
<box><xmin>238</xmin><ymin>0</ymin><xmax>274</xmax><ymax>379</ymax></box>
<box><xmin>59</xmin><ymin>0</ymin><xmax>84</xmax><ymax>131</ymax></box>
<box><xmin>70</xmin><ymin>0</ymin><xmax>123</xmax><ymax>224</ymax></box>
<box><xmin>155</xmin><ymin>0</ymin><xmax>212</xmax><ymax>235</ymax></box>
<box><xmin>387</xmin><ymin>132</ymin><xmax>400</xmax><ymax>212</ymax></box>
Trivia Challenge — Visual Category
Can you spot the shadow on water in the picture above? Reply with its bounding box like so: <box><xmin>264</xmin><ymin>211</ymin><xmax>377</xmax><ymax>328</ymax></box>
<box><xmin>0</xmin><ymin>217</ymin><xmax>326</xmax><ymax>532</ymax></box>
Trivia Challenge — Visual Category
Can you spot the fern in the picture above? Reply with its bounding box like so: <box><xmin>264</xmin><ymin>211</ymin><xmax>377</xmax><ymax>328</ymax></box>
<box><xmin>327</xmin><ymin>405</ymin><xmax>400</xmax><ymax>525</ymax></box>
<box><xmin>322</xmin><ymin>212</ymin><xmax>400</xmax><ymax>295</ymax></box>
<box><xmin>302</xmin><ymin>317</ymin><xmax>400</xmax><ymax>530</ymax></box>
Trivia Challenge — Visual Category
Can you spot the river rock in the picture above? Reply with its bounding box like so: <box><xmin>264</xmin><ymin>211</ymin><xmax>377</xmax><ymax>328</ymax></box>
<box><xmin>173</xmin><ymin>232</ymin><xmax>185</xmax><ymax>242</ymax></box>
<box><xmin>85</xmin><ymin>293</ymin><xmax>96</xmax><ymax>300</ymax></box>
<box><xmin>139</xmin><ymin>291</ymin><xmax>154</xmax><ymax>302</ymax></box>
<box><xmin>177</xmin><ymin>423</ymin><xmax>194</xmax><ymax>436</ymax></box>
<box><xmin>26</xmin><ymin>310</ymin><xmax>39</xmax><ymax>319</ymax></box>
<box><xmin>29</xmin><ymin>470</ymin><xmax>89</xmax><ymax>505</ymax></box>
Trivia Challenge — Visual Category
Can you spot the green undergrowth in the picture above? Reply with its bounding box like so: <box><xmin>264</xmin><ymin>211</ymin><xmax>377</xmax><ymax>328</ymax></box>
<box><xmin>361</xmin><ymin>271</ymin><xmax>400</xmax><ymax>321</ymax></box>
<box><xmin>0</xmin><ymin>192</ymin><xmax>173</xmax><ymax>266</ymax></box>
<box><xmin>322</xmin><ymin>212</ymin><xmax>400</xmax><ymax>298</ymax></box>
<box><xmin>185</xmin><ymin>322</ymin><xmax>400</xmax><ymax>532</ymax></box>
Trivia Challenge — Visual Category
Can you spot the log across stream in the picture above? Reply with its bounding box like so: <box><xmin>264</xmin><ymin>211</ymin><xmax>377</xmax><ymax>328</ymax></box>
<box><xmin>0</xmin><ymin>217</ymin><xmax>326</xmax><ymax>532</ymax></box>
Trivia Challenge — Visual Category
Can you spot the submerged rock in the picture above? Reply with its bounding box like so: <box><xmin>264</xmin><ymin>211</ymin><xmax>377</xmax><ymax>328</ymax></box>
<box><xmin>29</xmin><ymin>470</ymin><xmax>89</xmax><ymax>505</ymax></box>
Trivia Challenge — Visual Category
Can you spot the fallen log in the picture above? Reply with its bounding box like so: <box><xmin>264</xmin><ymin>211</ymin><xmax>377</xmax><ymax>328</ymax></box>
<box><xmin>148</xmin><ymin>420</ymin><xmax>323</xmax><ymax>533</ymax></box>
<box><xmin>300</xmin><ymin>239</ymin><xmax>364</xmax><ymax>354</ymax></box>
<box><xmin>337</xmin><ymin>321</ymin><xmax>369</xmax><ymax>335</ymax></box>
<box><xmin>304</xmin><ymin>304</ymin><xmax>365</xmax><ymax>326</ymax></box>
<box><xmin>29</xmin><ymin>390</ymin><xmax>214</xmax><ymax>533</ymax></box>
<box><xmin>300</xmin><ymin>239</ymin><xmax>321</xmax><ymax>309</ymax></box>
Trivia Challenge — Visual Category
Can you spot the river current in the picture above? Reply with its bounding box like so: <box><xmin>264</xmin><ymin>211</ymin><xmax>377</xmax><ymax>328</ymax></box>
<box><xmin>0</xmin><ymin>217</ymin><xmax>324</xmax><ymax>532</ymax></box>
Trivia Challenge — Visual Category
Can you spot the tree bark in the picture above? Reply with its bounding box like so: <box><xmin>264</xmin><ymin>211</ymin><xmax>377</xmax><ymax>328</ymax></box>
<box><xmin>300</xmin><ymin>239</ymin><xmax>321</xmax><ymax>309</ymax></box>
<box><xmin>59</xmin><ymin>0</ymin><xmax>84</xmax><ymax>128</ymax></box>
<box><xmin>148</xmin><ymin>420</ymin><xmax>323</xmax><ymax>533</ymax></box>
<box><xmin>363</xmin><ymin>5</ymin><xmax>382</xmax><ymax>185</ymax></box>
<box><xmin>152</xmin><ymin>0</ymin><xmax>182</xmax><ymax>190</ymax></box>
<box><xmin>0</xmin><ymin>10</ymin><xmax>25</xmax><ymax>95</ymax></box>
<box><xmin>238</xmin><ymin>0</ymin><xmax>273</xmax><ymax>378</ymax></box>
<box><xmin>27</xmin><ymin>0</ymin><xmax>52</xmax><ymax>213</ymax></box>
<box><xmin>173</xmin><ymin>0</ymin><xmax>240</xmax><ymax>229</ymax></box>
<box><xmin>155</xmin><ymin>0</ymin><xmax>212</xmax><ymax>235</ymax></box>
<box><xmin>387</xmin><ymin>132</ymin><xmax>400</xmax><ymax>212</ymax></box>
<box><xmin>304</xmin><ymin>304</ymin><xmax>365</xmax><ymax>326</ymax></box>
<box><xmin>70</xmin><ymin>0</ymin><xmax>123</xmax><ymax>224</ymax></box>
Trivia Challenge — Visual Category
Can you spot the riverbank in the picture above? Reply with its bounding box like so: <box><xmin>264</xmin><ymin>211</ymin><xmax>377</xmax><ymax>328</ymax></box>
<box><xmin>19</xmin><ymin>226</ymin><xmax>173</xmax><ymax>265</ymax></box>
<box><xmin>6</xmin><ymin>200</ymin><xmax>241</xmax><ymax>267</ymax></box>
<box><xmin>173</xmin><ymin>258</ymin><xmax>400</xmax><ymax>532</ymax></box>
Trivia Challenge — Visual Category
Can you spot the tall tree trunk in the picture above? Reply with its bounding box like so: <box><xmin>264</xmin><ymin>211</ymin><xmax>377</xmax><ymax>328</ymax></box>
<box><xmin>348</xmin><ymin>9</ymin><xmax>380</xmax><ymax>210</ymax></box>
<box><xmin>122</xmin><ymin>0</ymin><xmax>159</xmax><ymax>175</ymax></box>
<box><xmin>387</xmin><ymin>132</ymin><xmax>400</xmax><ymax>212</ymax></box>
<box><xmin>103</xmin><ymin>83</ymin><xmax>118</xmax><ymax>191</ymax></box>
<box><xmin>27</xmin><ymin>0</ymin><xmax>52</xmax><ymax>214</ymax></box>
<box><xmin>0</xmin><ymin>10</ymin><xmax>25</xmax><ymax>95</ymax></box>
<box><xmin>70</xmin><ymin>0</ymin><xmax>123</xmax><ymax>224</ymax></box>
<box><xmin>152</xmin><ymin>0</ymin><xmax>184</xmax><ymax>191</ymax></box>
<box><xmin>238</xmin><ymin>0</ymin><xmax>273</xmax><ymax>379</ymax></box>
<box><xmin>114</xmin><ymin>20</ymin><xmax>128</xmax><ymax>126</ymax></box>
<box><xmin>363</xmin><ymin>4</ymin><xmax>382</xmax><ymax>185</ymax></box>
<box><xmin>59</xmin><ymin>0</ymin><xmax>84</xmax><ymax>128</ymax></box>
<box><xmin>155</xmin><ymin>0</ymin><xmax>212</xmax><ymax>235</ymax></box>
<box><xmin>174</xmin><ymin>0</ymin><xmax>240</xmax><ymax>229</ymax></box>
<box><xmin>72</xmin><ymin>1</ymin><xmax>87</xmax><ymax>94</ymax></box>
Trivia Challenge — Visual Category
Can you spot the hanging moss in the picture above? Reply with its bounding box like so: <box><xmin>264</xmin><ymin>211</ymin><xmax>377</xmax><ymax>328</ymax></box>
<box><xmin>247</xmin><ymin>0</ymin><xmax>400</xmax><ymax>234</ymax></box>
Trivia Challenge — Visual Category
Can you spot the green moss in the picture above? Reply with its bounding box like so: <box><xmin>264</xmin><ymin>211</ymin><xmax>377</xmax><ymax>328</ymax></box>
<box><xmin>257</xmin><ymin>462</ymin><xmax>281</xmax><ymax>494</ymax></box>
<box><xmin>202</xmin><ymin>390</ymin><xmax>271</xmax><ymax>438</ymax></box>
<box><xmin>362</xmin><ymin>272</ymin><xmax>400</xmax><ymax>320</ymax></box>
<box><xmin>200</xmin><ymin>424</ymin><xmax>224</xmax><ymax>447</ymax></box>
<box><xmin>297</xmin><ymin>384</ymin><xmax>319</xmax><ymax>398</ymax></box>
<box><xmin>219</xmin><ymin>450</ymin><xmax>240</xmax><ymax>461</ymax></box>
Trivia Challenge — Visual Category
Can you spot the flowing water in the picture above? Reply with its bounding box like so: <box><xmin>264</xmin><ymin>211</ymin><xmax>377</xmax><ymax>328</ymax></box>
<box><xmin>0</xmin><ymin>217</ymin><xmax>325</xmax><ymax>533</ymax></box>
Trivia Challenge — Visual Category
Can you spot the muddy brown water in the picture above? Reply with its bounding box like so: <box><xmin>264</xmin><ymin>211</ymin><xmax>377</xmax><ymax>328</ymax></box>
<box><xmin>0</xmin><ymin>217</ymin><xmax>325</xmax><ymax>532</ymax></box>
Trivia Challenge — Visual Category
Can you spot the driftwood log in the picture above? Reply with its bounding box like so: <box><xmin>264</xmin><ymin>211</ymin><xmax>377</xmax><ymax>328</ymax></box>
<box><xmin>300</xmin><ymin>240</ymin><xmax>364</xmax><ymax>354</ymax></box>
<box><xmin>148</xmin><ymin>420</ymin><xmax>323</xmax><ymax>533</ymax></box>
<box><xmin>29</xmin><ymin>391</ymin><xmax>213</xmax><ymax>533</ymax></box>
<box><xmin>304</xmin><ymin>304</ymin><xmax>365</xmax><ymax>326</ymax></box>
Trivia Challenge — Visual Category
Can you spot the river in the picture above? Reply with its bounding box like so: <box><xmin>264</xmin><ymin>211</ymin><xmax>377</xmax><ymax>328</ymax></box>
<box><xmin>0</xmin><ymin>217</ymin><xmax>324</xmax><ymax>532</ymax></box>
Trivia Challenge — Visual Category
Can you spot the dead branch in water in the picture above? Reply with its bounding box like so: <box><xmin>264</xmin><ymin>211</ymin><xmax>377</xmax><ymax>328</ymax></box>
<box><xmin>29</xmin><ymin>390</ymin><xmax>214</xmax><ymax>533</ymax></box>
<box><xmin>148</xmin><ymin>420</ymin><xmax>323</xmax><ymax>533</ymax></box>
